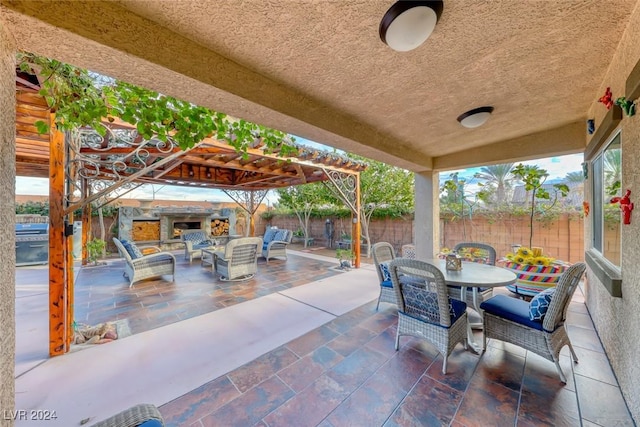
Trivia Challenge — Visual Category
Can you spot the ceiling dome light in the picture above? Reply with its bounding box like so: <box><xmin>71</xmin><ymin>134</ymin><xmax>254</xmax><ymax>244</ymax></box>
<box><xmin>456</xmin><ymin>106</ymin><xmax>494</xmax><ymax>129</ymax></box>
<box><xmin>379</xmin><ymin>1</ymin><xmax>444</xmax><ymax>52</ymax></box>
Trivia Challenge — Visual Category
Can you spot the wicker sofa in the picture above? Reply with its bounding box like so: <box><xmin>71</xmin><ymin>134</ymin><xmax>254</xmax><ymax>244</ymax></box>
<box><xmin>181</xmin><ymin>229</ymin><xmax>216</xmax><ymax>262</ymax></box>
<box><xmin>113</xmin><ymin>238</ymin><xmax>176</xmax><ymax>288</ymax></box>
<box><xmin>261</xmin><ymin>228</ymin><xmax>293</xmax><ymax>263</ymax></box>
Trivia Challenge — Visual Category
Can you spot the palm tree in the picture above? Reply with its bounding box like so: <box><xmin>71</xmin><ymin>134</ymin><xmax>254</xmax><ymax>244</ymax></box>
<box><xmin>564</xmin><ymin>171</ymin><xmax>584</xmax><ymax>183</ymax></box>
<box><xmin>474</xmin><ymin>163</ymin><xmax>515</xmax><ymax>205</ymax></box>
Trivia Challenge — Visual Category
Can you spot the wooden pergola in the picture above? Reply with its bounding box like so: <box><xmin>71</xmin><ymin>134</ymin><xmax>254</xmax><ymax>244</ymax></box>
<box><xmin>16</xmin><ymin>73</ymin><xmax>365</xmax><ymax>356</ymax></box>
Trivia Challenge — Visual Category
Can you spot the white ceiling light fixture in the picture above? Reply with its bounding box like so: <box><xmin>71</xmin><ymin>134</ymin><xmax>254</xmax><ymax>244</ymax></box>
<box><xmin>379</xmin><ymin>1</ymin><xmax>444</xmax><ymax>52</ymax></box>
<box><xmin>456</xmin><ymin>106</ymin><xmax>495</xmax><ymax>129</ymax></box>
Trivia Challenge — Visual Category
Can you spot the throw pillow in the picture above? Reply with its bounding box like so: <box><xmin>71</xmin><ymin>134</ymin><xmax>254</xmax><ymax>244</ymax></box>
<box><xmin>379</xmin><ymin>261</ymin><xmax>392</xmax><ymax>282</ymax></box>
<box><xmin>264</xmin><ymin>228</ymin><xmax>278</xmax><ymax>243</ymax></box>
<box><xmin>120</xmin><ymin>240</ymin><xmax>140</xmax><ymax>259</ymax></box>
<box><xmin>529</xmin><ymin>287</ymin><xmax>556</xmax><ymax>321</ymax></box>
<box><xmin>128</xmin><ymin>242</ymin><xmax>144</xmax><ymax>259</ymax></box>
<box><xmin>183</xmin><ymin>231</ymin><xmax>205</xmax><ymax>244</ymax></box>
<box><xmin>273</xmin><ymin>230</ymin><xmax>287</xmax><ymax>242</ymax></box>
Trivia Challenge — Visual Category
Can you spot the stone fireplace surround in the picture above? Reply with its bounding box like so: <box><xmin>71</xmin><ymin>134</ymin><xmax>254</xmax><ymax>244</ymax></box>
<box><xmin>118</xmin><ymin>206</ymin><xmax>237</xmax><ymax>249</ymax></box>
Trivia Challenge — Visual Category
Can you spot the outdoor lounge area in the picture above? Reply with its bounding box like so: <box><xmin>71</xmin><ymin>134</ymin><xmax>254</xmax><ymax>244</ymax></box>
<box><xmin>15</xmin><ymin>248</ymin><xmax>633</xmax><ymax>426</ymax></box>
<box><xmin>5</xmin><ymin>1</ymin><xmax>640</xmax><ymax>425</ymax></box>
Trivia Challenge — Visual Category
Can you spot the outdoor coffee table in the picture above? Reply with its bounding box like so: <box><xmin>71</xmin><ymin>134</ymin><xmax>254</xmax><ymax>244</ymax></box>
<box><xmin>201</xmin><ymin>246</ymin><xmax>225</xmax><ymax>270</ymax></box>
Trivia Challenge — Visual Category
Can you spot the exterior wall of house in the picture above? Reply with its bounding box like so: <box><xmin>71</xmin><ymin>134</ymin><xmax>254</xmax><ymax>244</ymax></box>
<box><xmin>584</xmin><ymin>4</ymin><xmax>640</xmax><ymax>421</ymax></box>
<box><xmin>0</xmin><ymin>23</ymin><xmax>16</xmax><ymax>424</ymax></box>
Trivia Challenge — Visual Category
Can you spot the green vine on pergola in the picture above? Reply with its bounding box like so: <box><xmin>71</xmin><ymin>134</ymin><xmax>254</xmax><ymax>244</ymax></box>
<box><xmin>17</xmin><ymin>51</ymin><xmax>298</xmax><ymax>156</ymax></box>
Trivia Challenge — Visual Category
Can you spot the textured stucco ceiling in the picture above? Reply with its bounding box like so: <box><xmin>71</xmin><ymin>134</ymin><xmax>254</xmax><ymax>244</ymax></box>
<box><xmin>1</xmin><ymin>0</ymin><xmax>638</xmax><ymax>172</ymax></box>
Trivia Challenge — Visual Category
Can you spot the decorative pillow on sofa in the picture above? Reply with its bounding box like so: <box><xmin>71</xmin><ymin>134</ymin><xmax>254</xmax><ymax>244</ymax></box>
<box><xmin>273</xmin><ymin>230</ymin><xmax>288</xmax><ymax>242</ymax></box>
<box><xmin>529</xmin><ymin>287</ymin><xmax>556</xmax><ymax>321</ymax></box>
<box><xmin>183</xmin><ymin>231</ymin><xmax>207</xmax><ymax>244</ymax></box>
<box><xmin>263</xmin><ymin>228</ymin><xmax>278</xmax><ymax>243</ymax></box>
<box><xmin>121</xmin><ymin>239</ymin><xmax>143</xmax><ymax>259</ymax></box>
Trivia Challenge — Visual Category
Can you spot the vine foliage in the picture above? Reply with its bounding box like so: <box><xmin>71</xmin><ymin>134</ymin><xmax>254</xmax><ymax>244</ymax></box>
<box><xmin>17</xmin><ymin>52</ymin><xmax>297</xmax><ymax>156</ymax></box>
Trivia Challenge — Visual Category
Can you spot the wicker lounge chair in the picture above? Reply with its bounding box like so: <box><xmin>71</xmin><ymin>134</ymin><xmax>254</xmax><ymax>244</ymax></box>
<box><xmin>261</xmin><ymin>228</ymin><xmax>293</xmax><ymax>263</ymax></box>
<box><xmin>91</xmin><ymin>403</ymin><xmax>164</xmax><ymax>427</ymax></box>
<box><xmin>389</xmin><ymin>258</ymin><xmax>468</xmax><ymax>374</ymax></box>
<box><xmin>480</xmin><ymin>262</ymin><xmax>586</xmax><ymax>383</ymax></box>
<box><xmin>214</xmin><ymin>237</ymin><xmax>262</xmax><ymax>281</ymax></box>
<box><xmin>372</xmin><ymin>242</ymin><xmax>398</xmax><ymax>310</ymax></box>
<box><xmin>113</xmin><ymin>238</ymin><xmax>176</xmax><ymax>288</ymax></box>
<box><xmin>448</xmin><ymin>242</ymin><xmax>497</xmax><ymax>313</ymax></box>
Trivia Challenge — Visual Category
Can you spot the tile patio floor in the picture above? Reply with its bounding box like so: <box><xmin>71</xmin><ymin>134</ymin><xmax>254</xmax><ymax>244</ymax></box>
<box><xmin>14</xmin><ymin>249</ymin><xmax>635</xmax><ymax>426</ymax></box>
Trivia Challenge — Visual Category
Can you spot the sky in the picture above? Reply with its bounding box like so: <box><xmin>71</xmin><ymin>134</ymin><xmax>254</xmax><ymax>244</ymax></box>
<box><xmin>16</xmin><ymin>136</ymin><xmax>584</xmax><ymax>202</ymax></box>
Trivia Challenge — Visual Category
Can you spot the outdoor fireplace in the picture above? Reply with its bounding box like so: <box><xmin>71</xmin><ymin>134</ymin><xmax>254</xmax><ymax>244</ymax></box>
<box><xmin>118</xmin><ymin>206</ymin><xmax>236</xmax><ymax>246</ymax></box>
<box><xmin>171</xmin><ymin>219</ymin><xmax>205</xmax><ymax>239</ymax></box>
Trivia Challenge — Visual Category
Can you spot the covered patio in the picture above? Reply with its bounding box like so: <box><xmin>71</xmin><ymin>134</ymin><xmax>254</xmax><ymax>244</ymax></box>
<box><xmin>3</xmin><ymin>1</ymin><xmax>640</xmax><ymax>425</ymax></box>
<box><xmin>15</xmin><ymin>248</ymin><xmax>632</xmax><ymax>425</ymax></box>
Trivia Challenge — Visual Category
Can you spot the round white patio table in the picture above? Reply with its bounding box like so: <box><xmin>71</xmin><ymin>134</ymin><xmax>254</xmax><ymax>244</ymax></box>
<box><xmin>425</xmin><ymin>258</ymin><xmax>518</xmax><ymax>352</ymax></box>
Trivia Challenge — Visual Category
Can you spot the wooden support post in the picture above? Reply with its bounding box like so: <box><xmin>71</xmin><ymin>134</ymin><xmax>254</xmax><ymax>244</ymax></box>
<box><xmin>49</xmin><ymin>115</ymin><xmax>67</xmax><ymax>356</ymax></box>
<box><xmin>353</xmin><ymin>173</ymin><xmax>361</xmax><ymax>268</ymax></box>
<box><xmin>66</xmin><ymin>212</ymin><xmax>74</xmax><ymax>350</ymax></box>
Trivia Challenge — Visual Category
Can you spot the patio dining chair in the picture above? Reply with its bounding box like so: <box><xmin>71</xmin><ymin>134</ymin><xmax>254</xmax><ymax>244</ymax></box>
<box><xmin>372</xmin><ymin>242</ymin><xmax>398</xmax><ymax>310</ymax></box>
<box><xmin>389</xmin><ymin>258</ymin><xmax>468</xmax><ymax>374</ymax></box>
<box><xmin>448</xmin><ymin>242</ymin><xmax>497</xmax><ymax>314</ymax></box>
<box><xmin>480</xmin><ymin>262</ymin><xmax>586</xmax><ymax>383</ymax></box>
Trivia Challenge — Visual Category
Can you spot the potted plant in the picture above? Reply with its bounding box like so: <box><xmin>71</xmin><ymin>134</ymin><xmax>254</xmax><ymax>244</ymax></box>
<box><xmin>503</xmin><ymin>164</ymin><xmax>570</xmax><ymax>296</ymax></box>
<box><xmin>336</xmin><ymin>248</ymin><xmax>355</xmax><ymax>269</ymax></box>
<box><xmin>86</xmin><ymin>238</ymin><xmax>107</xmax><ymax>266</ymax></box>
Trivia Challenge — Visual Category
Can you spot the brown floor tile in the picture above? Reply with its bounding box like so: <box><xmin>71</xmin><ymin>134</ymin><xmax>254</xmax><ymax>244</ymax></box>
<box><xmin>159</xmin><ymin>375</ymin><xmax>240</xmax><ymax>426</ymax></box>
<box><xmin>387</xmin><ymin>375</ymin><xmax>463</xmax><ymax>426</ymax></box>
<box><xmin>326</xmin><ymin>326</ymin><xmax>379</xmax><ymax>357</ymax></box>
<box><xmin>424</xmin><ymin>348</ymin><xmax>480</xmax><ymax>392</ymax></box>
<box><xmin>277</xmin><ymin>346</ymin><xmax>344</xmax><ymax>393</ymax></box>
<box><xmin>262</xmin><ymin>374</ymin><xmax>350</xmax><ymax>427</ymax></box>
<box><xmin>286</xmin><ymin>325</ymin><xmax>341</xmax><ymax>357</ymax></box>
<box><xmin>476</xmin><ymin>345</ymin><xmax>525</xmax><ymax>392</ymax></box>
<box><xmin>523</xmin><ymin>352</ymin><xmax>576</xmax><ymax>392</ymax></box>
<box><xmin>453</xmin><ymin>375</ymin><xmax>519</xmax><ymax>427</ymax></box>
<box><xmin>326</xmin><ymin>347</ymin><xmax>388</xmax><ymax>392</ymax></box>
<box><xmin>365</xmin><ymin>326</ymin><xmax>400</xmax><ymax>359</ymax></box>
<box><xmin>200</xmin><ymin>376</ymin><xmax>295</xmax><ymax>427</ymax></box>
<box><xmin>517</xmin><ymin>387</ymin><xmax>580</xmax><ymax>426</ymax></box>
<box><xmin>227</xmin><ymin>346</ymin><xmax>299</xmax><ymax>393</ymax></box>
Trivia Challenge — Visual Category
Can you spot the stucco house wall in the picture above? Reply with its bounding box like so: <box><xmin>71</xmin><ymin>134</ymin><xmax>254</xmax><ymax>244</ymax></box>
<box><xmin>0</xmin><ymin>21</ymin><xmax>16</xmax><ymax>426</ymax></box>
<box><xmin>584</xmin><ymin>3</ymin><xmax>640</xmax><ymax>421</ymax></box>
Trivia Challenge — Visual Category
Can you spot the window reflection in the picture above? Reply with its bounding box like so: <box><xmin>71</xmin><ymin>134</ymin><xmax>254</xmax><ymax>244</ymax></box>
<box><xmin>594</xmin><ymin>133</ymin><xmax>621</xmax><ymax>266</ymax></box>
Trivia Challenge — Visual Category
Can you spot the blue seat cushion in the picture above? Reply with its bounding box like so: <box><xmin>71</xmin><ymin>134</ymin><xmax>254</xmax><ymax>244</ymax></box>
<box><xmin>380</xmin><ymin>279</ymin><xmax>393</xmax><ymax>288</ymax></box>
<box><xmin>529</xmin><ymin>287</ymin><xmax>555</xmax><ymax>321</ymax></box>
<box><xmin>138</xmin><ymin>420</ymin><xmax>163</xmax><ymax>427</ymax></box>
<box><xmin>480</xmin><ymin>295</ymin><xmax>545</xmax><ymax>331</ymax></box>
